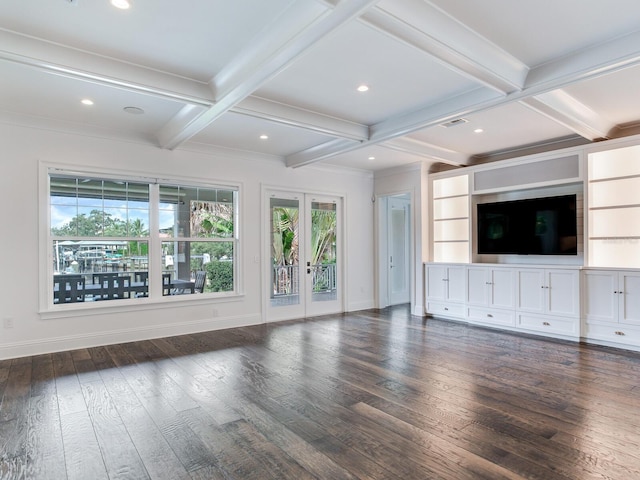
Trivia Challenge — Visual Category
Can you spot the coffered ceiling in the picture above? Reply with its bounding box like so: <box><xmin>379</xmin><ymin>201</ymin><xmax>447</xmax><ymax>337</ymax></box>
<box><xmin>1</xmin><ymin>0</ymin><xmax>640</xmax><ymax>172</ymax></box>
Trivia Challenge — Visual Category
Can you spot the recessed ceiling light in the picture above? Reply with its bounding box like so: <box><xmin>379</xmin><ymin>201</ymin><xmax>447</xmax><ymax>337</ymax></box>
<box><xmin>110</xmin><ymin>0</ymin><xmax>131</xmax><ymax>9</ymax></box>
<box><xmin>259</xmin><ymin>134</ymin><xmax>269</xmax><ymax>140</ymax></box>
<box><xmin>368</xmin><ymin>156</ymin><xmax>375</xmax><ymax>160</ymax></box>
<box><xmin>474</xmin><ymin>128</ymin><xmax>484</xmax><ymax>133</ymax></box>
<box><xmin>357</xmin><ymin>85</ymin><xmax>369</xmax><ymax>93</ymax></box>
<box><xmin>81</xmin><ymin>99</ymin><xmax>94</xmax><ymax>106</ymax></box>
<box><xmin>123</xmin><ymin>106</ymin><xmax>144</xmax><ymax>115</ymax></box>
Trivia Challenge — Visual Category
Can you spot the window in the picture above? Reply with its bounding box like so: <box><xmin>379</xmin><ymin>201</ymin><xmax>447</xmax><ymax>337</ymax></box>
<box><xmin>48</xmin><ymin>171</ymin><xmax>238</xmax><ymax>307</ymax></box>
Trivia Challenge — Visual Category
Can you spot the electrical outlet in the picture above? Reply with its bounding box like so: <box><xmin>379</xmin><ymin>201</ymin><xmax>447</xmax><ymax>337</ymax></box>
<box><xmin>3</xmin><ymin>318</ymin><xmax>14</xmax><ymax>329</ymax></box>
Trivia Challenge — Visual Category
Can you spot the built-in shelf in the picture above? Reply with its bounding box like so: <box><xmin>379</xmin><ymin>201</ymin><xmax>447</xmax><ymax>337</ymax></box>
<box><xmin>432</xmin><ymin>174</ymin><xmax>470</xmax><ymax>263</ymax></box>
<box><xmin>588</xmin><ymin>145</ymin><xmax>640</xmax><ymax>268</ymax></box>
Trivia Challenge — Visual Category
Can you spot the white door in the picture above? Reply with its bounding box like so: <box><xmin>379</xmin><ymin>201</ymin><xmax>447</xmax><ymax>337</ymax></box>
<box><xmin>388</xmin><ymin>196</ymin><xmax>410</xmax><ymax>305</ymax></box>
<box><xmin>266</xmin><ymin>190</ymin><xmax>342</xmax><ymax>321</ymax></box>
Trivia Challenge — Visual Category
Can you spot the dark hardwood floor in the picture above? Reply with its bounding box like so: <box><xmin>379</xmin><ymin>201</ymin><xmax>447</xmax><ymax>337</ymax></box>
<box><xmin>2</xmin><ymin>305</ymin><xmax>640</xmax><ymax>479</ymax></box>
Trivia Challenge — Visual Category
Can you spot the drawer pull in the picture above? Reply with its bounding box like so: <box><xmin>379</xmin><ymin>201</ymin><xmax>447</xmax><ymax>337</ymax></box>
<box><xmin>487</xmin><ymin>314</ymin><xmax>493</xmax><ymax>318</ymax></box>
<box><xmin>543</xmin><ymin>322</ymin><xmax>551</xmax><ymax>326</ymax></box>
<box><xmin>444</xmin><ymin>307</ymin><xmax>449</xmax><ymax>311</ymax></box>
<box><xmin>615</xmin><ymin>331</ymin><xmax>625</xmax><ymax>336</ymax></box>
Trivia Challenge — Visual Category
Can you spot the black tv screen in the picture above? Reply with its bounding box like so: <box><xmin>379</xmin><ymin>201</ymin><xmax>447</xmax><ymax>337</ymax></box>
<box><xmin>477</xmin><ymin>194</ymin><xmax>577</xmax><ymax>255</ymax></box>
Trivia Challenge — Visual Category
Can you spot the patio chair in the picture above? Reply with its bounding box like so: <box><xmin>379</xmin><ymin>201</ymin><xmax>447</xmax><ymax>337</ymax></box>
<box><xmin>194</xmin><ymin>270</ymin><xmax>207</xmax><ymax>293</ymax></box>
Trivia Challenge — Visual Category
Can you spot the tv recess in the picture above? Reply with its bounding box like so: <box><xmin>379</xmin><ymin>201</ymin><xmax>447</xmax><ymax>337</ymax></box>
<box><xmin>477</xmin><ymin>194</ymin><xmax>578</xmax><ymax>255</ymax></box>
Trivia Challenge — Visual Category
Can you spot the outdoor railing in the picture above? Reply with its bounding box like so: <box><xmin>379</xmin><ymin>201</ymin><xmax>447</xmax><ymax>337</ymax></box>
<box><xmin>272</xmin><ymin>263</ymin><xmax>336</xmax><ymax>296</ymax></box>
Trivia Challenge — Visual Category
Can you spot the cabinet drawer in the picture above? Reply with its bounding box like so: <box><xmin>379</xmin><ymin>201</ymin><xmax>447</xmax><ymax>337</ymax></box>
<box><xmin>584</xmin><ymin>322</ymin><xmax>640</xmax><ymax>346</ymax></box>
<box><xmin>517</xmin><ymin>314</ymin><xmax>578</xmax><ymax>337</ymax></box>
<box><xmin>426</xmin><ymin>302</ymin><xmax>465</xmax><ymax>318</ymax></box>
<box><xmin>467</xmin><ymin>307</ymin><xmax>515</xmax><ymax>327</ymax></box>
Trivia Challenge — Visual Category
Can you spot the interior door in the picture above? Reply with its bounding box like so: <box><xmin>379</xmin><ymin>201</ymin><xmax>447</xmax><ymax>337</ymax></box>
<box><xmin>267</xmin><ymin>190</ymin><xmax>342</xmax><ymax>321</ymax></box>
<box><xmin>388</xmin><ymin>196</ymin><xmax>410</xmax><ymax>305</ymax></box>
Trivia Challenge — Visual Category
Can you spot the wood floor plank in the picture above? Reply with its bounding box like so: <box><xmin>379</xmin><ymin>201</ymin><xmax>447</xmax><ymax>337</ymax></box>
<box><xmin>96</xmin><ymin>366</ymin><xmax>192</xmax><ymax>480</ymax></box>
<box><xmin>59</xmin><ymin>410</ymin><xmax>109</xmax><ymax>480</ymax></box>
<box><xmin>4</xmin><ymin>306</ymin><xmax>640</xmax><ymax>479</ymax></box>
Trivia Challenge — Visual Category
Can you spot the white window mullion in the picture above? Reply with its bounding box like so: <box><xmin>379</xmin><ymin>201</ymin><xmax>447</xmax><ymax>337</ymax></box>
<box><xmin>148</xmin><ymin>183</ymin><xmax>162</xmax><ymax>298</ymax></box>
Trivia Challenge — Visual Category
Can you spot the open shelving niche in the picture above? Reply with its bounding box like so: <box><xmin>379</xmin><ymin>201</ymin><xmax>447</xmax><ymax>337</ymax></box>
<box><xmin>431</xmin><ymin>173</ymin><xmax>470</xmax><ymax>263</ymax></box>
<box><xmin>587</xmin><ymin>144</ymin><xmax>640</xmax><ymax>268</ymax></box>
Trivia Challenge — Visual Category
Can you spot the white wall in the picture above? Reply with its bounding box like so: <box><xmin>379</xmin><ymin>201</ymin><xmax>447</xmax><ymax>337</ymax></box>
<box><xmin>0</xmin><ymin>123</ymin><xmax>375</xmax><ymax>359</ymax></box>
<box><xmin>374</xmin><ymin>162</ymin><xmax>429</xmax><ymax>316</ymax></box>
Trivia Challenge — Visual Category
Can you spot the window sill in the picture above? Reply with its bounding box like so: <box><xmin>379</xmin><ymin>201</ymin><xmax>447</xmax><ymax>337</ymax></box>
<box><xmin>39</xmin><ymin>292</ymin><xmax>244</xmax><ymax>320</ymax></box>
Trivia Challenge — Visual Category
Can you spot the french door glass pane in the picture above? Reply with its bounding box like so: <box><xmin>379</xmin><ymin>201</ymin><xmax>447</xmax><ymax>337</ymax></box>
<box><xmin>311</xmin><ymin>201</ymin><xmax>337</xmax><ymax>302</ymax></box>
<box><xmin>270</xmin><ymin>197</ymin><xmax>300</xmax><ymax>306</ymax></box>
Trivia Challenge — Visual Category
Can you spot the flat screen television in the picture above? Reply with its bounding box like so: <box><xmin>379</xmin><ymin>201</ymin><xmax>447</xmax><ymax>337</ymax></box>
<box><xmin>477</xmin><ymin>194</ymin><xmax>577</xmax><ymax>255</ymax></box>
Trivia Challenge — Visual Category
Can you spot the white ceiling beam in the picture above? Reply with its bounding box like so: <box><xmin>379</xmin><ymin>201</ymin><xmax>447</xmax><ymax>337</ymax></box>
<box><xmin>362</xmin><ymin>0</ymin><xmax>529</xmax><ymax>94</ymax></box>
<box><xmin>381</xmin><ymin>137</ymin><xmax>468</xmax><ymax>166</ymax></box>
<box><xmin>288</xmin><ymin>31</ymin><xmax>640</xmax><ymax>168</ymax></box>
<box><xmin>286</xmin><ymin>88</ymin><xmax>500</xmax><ymax>168</ymax></box>
<box><xmin>156</xmin><ymin>0</ymin><xmax>382</xmax><ymax>150</ymax></box>
<box><xmin>520</xmin><ymin>90</ymin><xmax>615</xmax><ymax>141</ymax></box>
<box><xmin>285</xmin><ymin>138</ymin><xmax>365</xmax><ymax>167</ymax></box>
<box><xmin>525</xmin><ymin>30</ymin><xmax>640</xmax><ymax>90</ymax></box>
<box><xmin>233</xmin><ymin>96</ymin><xmax>368</xmax><ymax>141</ymax></box>
<box><xmin>0</xmin><ymin>29</ymin><xmax>213</xmax><ymax>106</ymax></box>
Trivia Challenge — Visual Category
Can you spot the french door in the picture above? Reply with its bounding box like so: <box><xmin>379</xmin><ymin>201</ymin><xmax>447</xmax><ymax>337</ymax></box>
<box><xmin>266</xmin><ymin>190</ymin><xmax>342</xmax><ymax>321</ymax></box>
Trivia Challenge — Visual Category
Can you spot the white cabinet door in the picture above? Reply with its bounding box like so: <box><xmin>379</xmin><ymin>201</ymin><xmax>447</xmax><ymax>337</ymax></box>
<box><xmin>426</xmin><ymin>264</ymin><xmax>466</xmax><ymax>302</ymax></box>
<box><xmin>546</xmin><ymin>269</ymin><xmax>580</xmax><ymax>317</ymax></box>
<box><xmin>490</xmin><ymin>269</ymin><xmax>515</xmax><ymax>309</ymax></box>
<box><xmin>466</xmin><ymin>267</ymin><xmax>489</xmax><ymax>306</ymax></box>
<box><xmin>516</xmin><ymin>269</ymin><xmax>546</xmax><ymax>313</ymax></box>
<box><xmin>517</xmin><ymin>268</ymin><xmax>579</xmax><ymax>317</ymax></box>
<box><xmin>620</xmin><ymin>272</ymin><xmax>640</xmax><ymax>325</ymax></box>
<box><xmin>447</xmin><ymin>266</ymin><xmax>466</xmax><ymax>303</ymax></box>
<box><xmin>426</xmin><ymin>264</ymin><xmax>447</xmax><ymax>300</ymax></box>
<box><xmin>583</xmin><ymin>270</ymin><xmax>617</xmax><ymax>323</ymax></box>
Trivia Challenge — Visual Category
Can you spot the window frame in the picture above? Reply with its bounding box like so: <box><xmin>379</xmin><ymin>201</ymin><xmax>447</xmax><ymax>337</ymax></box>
<box><xmin>40</xmin><ymin>163</ymin><xmax>242</xmax><ymax>314</ymax></box>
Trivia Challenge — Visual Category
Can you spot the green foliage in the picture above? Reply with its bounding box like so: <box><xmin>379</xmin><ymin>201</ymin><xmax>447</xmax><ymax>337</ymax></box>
<box><xmin>52</xmin><ymin>210</ymin><xmax>149</xmax><ymax>238</ymax></box>
<box><xmin>271</xmin><ymin>206</ymin><xmax>336</xmax><ymax>267</ymax></box>
<box><xmin>205</xmin><ymin>260</ymin><xmax>233</xmax><ymax>292</ymax></box>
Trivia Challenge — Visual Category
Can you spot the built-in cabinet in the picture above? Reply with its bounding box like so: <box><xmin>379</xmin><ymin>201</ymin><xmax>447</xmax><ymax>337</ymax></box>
<box><xmin>582</xmin><ymin>269</ymin><xmax>640</xmax><ymax>346</ymax></box>
<box><xmin>466</xmin><ymin>266</ymin><xmax>515</xmax><ymax>327</ymax></box>
<box><xmin>426</xmin><ymin>138</ymin><xmax>640</xmax><ymax>351</ymax></box>
<box><xmin>425</xmin><ymin>263</ymin><xmax>581</xmax><ymax>340</ymax></box>
<box><xmin>425</xmin><ymin>264</ymin><xmax>466</xmax><ymax>318</ymax></box>
<box><xmin>515</xmin><ymin>268</ymin><xmax>580</xmax><ymax>337</ymax></box>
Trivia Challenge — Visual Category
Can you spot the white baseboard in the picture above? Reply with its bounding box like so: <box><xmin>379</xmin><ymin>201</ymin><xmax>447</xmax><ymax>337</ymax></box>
<box><xmin>0</xmin><ymin>314</ymin><xmax>263</xmax><ymax>361</ymax></box>
<box><xmin>347</xmin><ymin>300</ymin><xmax>375</xmax><ymax>312</ymax></box>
